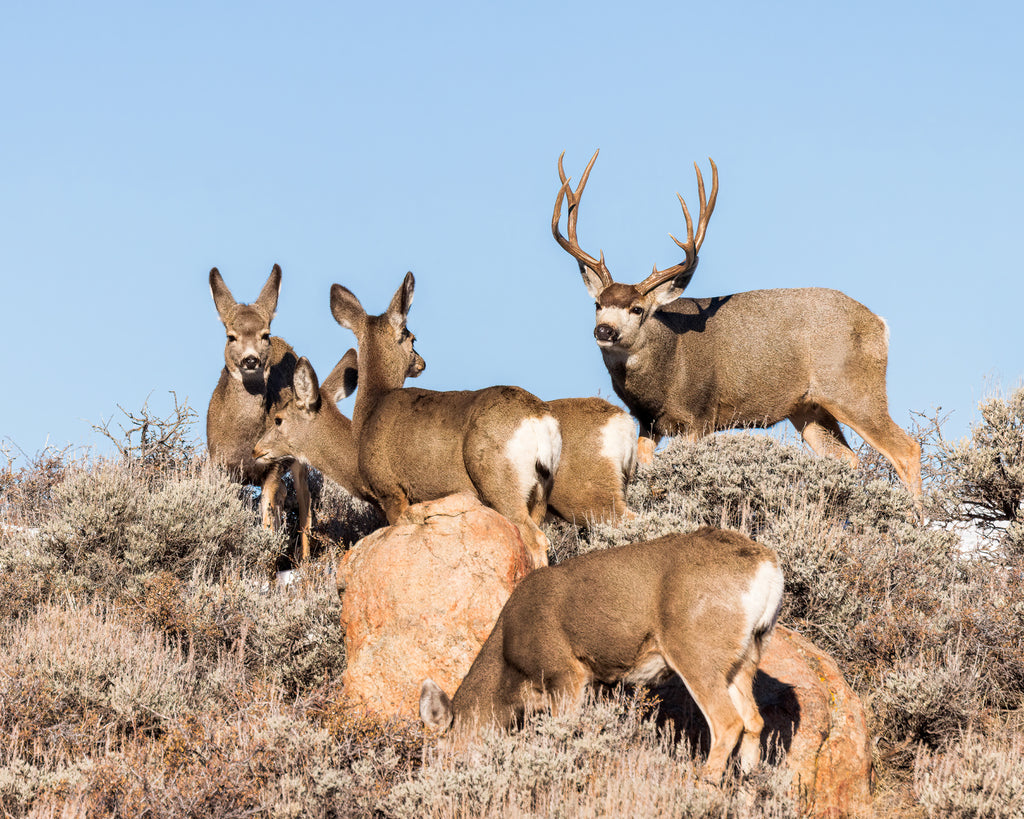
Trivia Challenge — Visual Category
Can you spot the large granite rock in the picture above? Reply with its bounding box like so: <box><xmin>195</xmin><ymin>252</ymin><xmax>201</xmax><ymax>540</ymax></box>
<box><xmin>336</xmin><ymin>493</ymin><xmax>531</xmax><ymax>717</ymax></box>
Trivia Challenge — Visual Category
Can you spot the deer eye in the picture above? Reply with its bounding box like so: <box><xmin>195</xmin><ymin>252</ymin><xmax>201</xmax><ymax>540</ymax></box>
<box><xmin>275</xmin><ymin>417</ymin><xmax>283</xmax><ymax>426</ymax></box>
<box><xmin>630</xmin><ymin>306</ymin><xmax>644</xmax><ymax>316</ymax></box>
<box><xmin>227</xmin><ymin>334</ymin><xmax>237</xmax><ymax>342</ymax></box>
<box><xmin>595</xmin><ymin>303</ymin><xmax>600</xmax><ymax>311</ymax></box>
<box><xmin>262</xmin><ymin>333</ymin><xmax>271</xmax><ymax>342</ymax></box>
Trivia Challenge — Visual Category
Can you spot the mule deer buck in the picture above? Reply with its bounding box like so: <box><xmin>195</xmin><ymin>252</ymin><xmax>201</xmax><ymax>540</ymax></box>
<box><xmin>419</xmin><ymin>527</ymin><xmax>784</xmax><ymax>779</ymax></box>
<box><xmin>329</xmin><ymin>272</ymin><xmax>561</xmax><ymax>569</ymax></box>
<box><xmin>252</xmin><ymin>350</ymin><xmax>377</xmax><ymax>506</ymax></box>
<box><xmin>207</xmin><ymin>265</ymin><xmax>312</xmax><ymax>560</ymax></box>
<box><xmin>552</xmin><ymin>151</ymin><xmax>922</xmax><ymax>502</ymax></box>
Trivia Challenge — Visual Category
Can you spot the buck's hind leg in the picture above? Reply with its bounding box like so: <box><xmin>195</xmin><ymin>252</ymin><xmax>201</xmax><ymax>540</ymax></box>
<box><xmin>789</xmin><ymin>406</ymin><xmax>859</xmax><ymax>469</ymax></box>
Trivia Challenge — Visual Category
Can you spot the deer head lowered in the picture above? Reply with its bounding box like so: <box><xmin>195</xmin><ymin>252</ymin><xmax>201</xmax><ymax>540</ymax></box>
<box><xmin>419</xmin><ymin>526</ymin><xmax>785</xmax><ymax>780</ymax></box>
<box><xmin>329</xmin><ymin>272</ymin><xmax>561</xmax><ymax>569</ymax></box>
<box><xmin>552</xmin><ymin>151</ymin><xmax>921</xmax><ymax>501</ymax></box>
<box><xmin>206</xmin><ymin>265</ymin><xmax>312</xmax><ymax>560</ymax></box>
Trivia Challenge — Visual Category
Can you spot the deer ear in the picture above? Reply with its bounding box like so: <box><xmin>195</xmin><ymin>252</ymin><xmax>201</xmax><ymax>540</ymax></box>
<box><xmin>209</xmin><ymin>268</ymin><xmax>237</xmax><ymax>320</ymax></box>
<box><xmin>649</xmin><ymin>267</ymin><xmax>696</xmax><ymax>307</ymax></box>
<box><xmin>387</xmin><ymin>271</ymin><xmax>415</xmax><ymax>329</ymax></box>
<box><xmin>320</xmin><ymin>348</ymin><xmax>359</xmax><ymax>403</ymax></box>
<box><xmin>330</xmin><ymin>283</ymin><xmax>367</xmax><ymax>337</ymax></box>
<box><xmin>579</xmin><ymin>264</ymin><xmax>607</xmax><ymax>301</ymax></box>
<box><xmin>293</xmin><ymin>357</ymin><xmax>322</xmax><ymax>412</ymax></box>
<box><xmin>419</xmin><ymin>678</ymin><xmax>454</xmax><ymax>732</ymax></box>
<box><xmin>255</xmin><ymin>264</ymin><xmax>282</xmax><ymax>318</ymax></box>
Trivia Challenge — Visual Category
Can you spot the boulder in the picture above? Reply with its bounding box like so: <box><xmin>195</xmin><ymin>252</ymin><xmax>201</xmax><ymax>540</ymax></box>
<box><xmin>759</xmin><ymin>626</ymin><xmax>873</xmax><ymax>818</ymax></box>
<box><xmin>336</xmin><ymin>493</ymin><xmax>532</xmax><ymax>717</ymax></box>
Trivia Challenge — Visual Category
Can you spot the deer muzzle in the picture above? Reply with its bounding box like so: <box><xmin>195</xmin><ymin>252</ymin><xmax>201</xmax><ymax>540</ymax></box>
<box><xmin>594</xmin><ymin>324</ymin><xmax>619</xmax><ymax>344</ymax></box>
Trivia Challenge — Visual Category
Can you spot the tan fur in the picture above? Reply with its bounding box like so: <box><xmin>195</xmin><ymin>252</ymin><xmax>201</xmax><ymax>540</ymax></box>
<box><xmin>419</xmin><ymin>527</ymin><xmax>784</xmax><ymax>780</ymax></box>
<box><xmin>545</xmin><ymin>397</ymin><xmax>636</xmax><ymax>523</ymax></box>
<box><xmin>553</xmin><ymin>153</ymin><xmax>922</xmax><ymax>502</ymax></box>
<box><xmin>330</xmin><ymin>273</ymin><xmax>561</xmax><ymax>569</ymax></box>
<box><xmin>206</xmin><ymin>265</ymin><xmax>312</xmax><ymax>560</ymax></box>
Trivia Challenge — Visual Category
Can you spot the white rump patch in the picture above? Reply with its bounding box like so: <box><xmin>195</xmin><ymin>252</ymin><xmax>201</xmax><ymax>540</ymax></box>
<box><xmin>741</xmin><ymin>560</ymin><xmax>785</xmax><ymax>636</ymax></box>
<box><xmin>506</xmin><ymin>415</ymin><xmax>562</xmax><ymax>501</ymax></box>
<box><xmin>600</xmin><ymin>411</ymin><xmax>638</xmax><ymax>481</ymax></box>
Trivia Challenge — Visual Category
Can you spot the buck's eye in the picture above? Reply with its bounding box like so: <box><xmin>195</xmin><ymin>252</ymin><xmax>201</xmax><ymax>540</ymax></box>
<box><xmin>594</xmin><ymin>303</ymin><xmax>600</xmax><ymax>311</ymax></box>
<box><xmin>227</xmin><ymin>334</ymin><xmax>237</xmax><ymax>342</ymax></box>
<box><xmin>275</xmin><ymin>417</ymin><xmax>282</xmax><ymax>426</ymax></box>
<box><xmin>261</xmin><ymin>333</ymin><xmax>271</xmax><ymax>342</ymax></box>
<box><xmin>630</xmin><ymin>305</ymin><xmax>644</xmax><ymax>316</ymax></box>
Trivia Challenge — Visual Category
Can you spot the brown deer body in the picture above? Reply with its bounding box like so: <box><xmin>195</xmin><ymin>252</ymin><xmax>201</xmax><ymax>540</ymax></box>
<box><xmin>419</xmin><ymin>527</ymin><xmax>784</xmax><ymax>779</ymax></box>
<box><xmin>206</xmin><ymin>265</ymin><xmax>312</xmax><ymax>559</ymax></box>
<box><xmin>545</xmin><ymin>397</ymin><xmax>636</xmax><ymax>523</ymax></box>
<box><xmin>330</xmin><ymin>273</ymin><xmax>561</xmax><ymax>569</ymax></box>
<box><xmin>553</xmin><ymin>151</ymin><xmax>922</xmax><ymax>501</ymax></box>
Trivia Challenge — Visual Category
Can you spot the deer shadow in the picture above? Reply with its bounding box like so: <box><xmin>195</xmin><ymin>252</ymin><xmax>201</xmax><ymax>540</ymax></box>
<box><xmin>648</xmin><ymin>669</ymin><xmax>798</xmax><ymax>767</ymax></box>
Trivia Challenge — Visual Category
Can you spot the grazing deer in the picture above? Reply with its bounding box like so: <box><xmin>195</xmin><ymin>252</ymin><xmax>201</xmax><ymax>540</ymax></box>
<box><xmin>552</xmin><ymin>151</ymin><xmax>922</xmax><ymax>502</ymax></box>
<box><xmin>206</xmin><ymin>265</ymin><xmax>312</xmax><ymax>560</ymax></box>
<box><xmin>330</xmin><ymin>272</ymin><xmax>561</xmax><ymax>569</ymax></box>
<box><xmin>252</xmin><ymin>350</ymin><xmax>376</xmax><ymax>506</ymax></box>
<box><xmin>419</xmin><ymin>527</ymin><xmax>784</xmax><ymax>779</ymax></box>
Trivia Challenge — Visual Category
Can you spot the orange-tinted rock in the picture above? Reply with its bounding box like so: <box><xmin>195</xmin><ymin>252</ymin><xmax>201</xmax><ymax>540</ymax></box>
<box><xmin>337</xmin><ymin>493</ymin><xmax>532</xmax><ymax>717</ymax></box>
<box><xmin>759</xmin><ymin>626</ymin><xmax>873</xmax><ymax>818</ymax></box>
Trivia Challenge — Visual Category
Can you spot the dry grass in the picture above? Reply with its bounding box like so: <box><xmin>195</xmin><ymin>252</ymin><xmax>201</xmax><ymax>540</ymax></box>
<box><xmin>1</xmin><ymin>388</ymin><xmax>1024</xmax><ymax>816</ymax></box>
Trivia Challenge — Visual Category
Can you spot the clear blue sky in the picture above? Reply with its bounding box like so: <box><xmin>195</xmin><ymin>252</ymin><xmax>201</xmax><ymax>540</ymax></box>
<box><xmin>2</xmin><ymin>1</ymin><xmax>1021</xmax><ymax>464</ymax></box>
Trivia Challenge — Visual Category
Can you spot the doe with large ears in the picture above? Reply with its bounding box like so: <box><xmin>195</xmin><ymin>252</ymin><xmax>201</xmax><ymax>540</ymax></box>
<box><xmin>330</xmin><ymin>272</ymin><xmax>561</xmax><ymax>569</ymax></box>
<box><xmin>552</xmin><ymin>151</ymin><xmax>922</xmax><ymax>502</ymax></box>
<box><xmin>206</xmin><ymin>265</ymin><xmax>312</xmax><ymax>560</ymax></box>
<box><xmin>253</xmin><ymin>350</ymin><xmax>376</xmax><ymax>506</ymax></box>
<box><xmin>419</xmin><ymin>527</ymin><xmax>784</xmax><ymax>780</ymax></box>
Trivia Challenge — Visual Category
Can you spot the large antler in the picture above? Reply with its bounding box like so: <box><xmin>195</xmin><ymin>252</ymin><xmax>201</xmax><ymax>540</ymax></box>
<box><xmin>552</xmin><ymin>150</ymin><xmax>613</xmax><ymax>288</ymax></box>
<box><xmin>635</xmin><ymin>159</ymin><xmax>718</xmax><ymax>296</ymax></box>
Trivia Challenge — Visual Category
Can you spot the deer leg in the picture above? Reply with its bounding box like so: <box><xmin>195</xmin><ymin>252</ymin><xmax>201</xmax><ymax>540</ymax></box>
<box><xmin>260</xmin><ymin>465</ymin><xmax>287</xmax><ymax>530</ymax></box>
<box><xmin>789</xmin><ymin>407</ymin><xmax>859</xmax><ymax>469</ymax></box>
<box><xmin>634</xmin><ymin>434</ymin><xmax>659</xmax><ymax>466</ymax></box>
<box><xmin>656</xmin><ymin>654</ymin><xmax>743</xmax><ymax>780</ymax></box>
<box><xmin>823</xmin><ymin>401</ymin><xmax>923</xmax><ymax>502</ymax></box>
<box><xmin>728</xmin><ymin>658</ymin><xmax>764</xmax><ymax>773</ymax></box>
<box><xmin>291</xmin><ymin>462</ymin><xmax>312</xmax><ymax>563</ymax></box>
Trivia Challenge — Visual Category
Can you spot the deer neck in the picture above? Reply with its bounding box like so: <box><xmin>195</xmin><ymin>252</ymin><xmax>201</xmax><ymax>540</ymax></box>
<box><xmin>302</xmin><ymin>402</ymin><xmax>366</xmax><ymax>499</ymax></box>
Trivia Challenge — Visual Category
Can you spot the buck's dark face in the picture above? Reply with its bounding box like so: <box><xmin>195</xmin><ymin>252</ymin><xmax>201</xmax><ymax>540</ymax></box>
<box><xmin>593</xmin><ymin>283</ymin><xmax>656</xmax><ymax>351</ymax></box>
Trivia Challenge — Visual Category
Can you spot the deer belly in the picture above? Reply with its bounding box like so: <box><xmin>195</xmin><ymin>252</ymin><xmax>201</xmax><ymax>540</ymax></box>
<box><xmin>621</xmin><ymin>652</ymin><xmax>671</xmax><ymax>686</ymax></box>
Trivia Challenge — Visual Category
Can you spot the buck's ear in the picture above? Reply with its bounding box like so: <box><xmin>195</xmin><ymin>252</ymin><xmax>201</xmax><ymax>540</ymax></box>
<box><xmin>649</xmin><ymin>267</ymin><xmax>696</xmax><ymax>307</ymax></box>
<box><xmin>330</xmin><ymin>283</ymin><xmax>367</xmax><ymax>337</ymax></box>
<box><xmin>254</xmin><ymin>264</ymin><xmax>282</xmax><ymax>318</ymax></box>
<box><xmin>321</xmin><ymin>348</ymin><xmax>359</xmax><ymax>403</ymax></box>
<box><xmin>580</xmin><ymin>264</ymin><xmax>607</xmax><ymax>301</ymax></box>
<box><xmin>419</xmin><ymin>678</ymin><xmax>453</xmax><ymax>732</ymax></box>
<box><xmin>293</xmin><ymin>357</ymin><xmax>322</xmax><ymax>412</ymax></box>
<box><xmin>209</xmin><ymin>267</ymin><xmax>237</xmax><ymax>320</ymax></box>
<box><xmin>387</xmin><ymin>271</ymin><xmax>415</xmax><ymax>330</ymax></box>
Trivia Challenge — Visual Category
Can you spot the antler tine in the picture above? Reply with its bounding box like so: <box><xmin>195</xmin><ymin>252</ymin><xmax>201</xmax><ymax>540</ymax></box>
<box><xmin>637</xmin><ymin>158</ymin><xmax>719</xmax><ymax>296</ymax></box>
<box><xmin>552</xmin><ymin>150</ymin><xmax>612</xmax><ymax>286</ymax></box>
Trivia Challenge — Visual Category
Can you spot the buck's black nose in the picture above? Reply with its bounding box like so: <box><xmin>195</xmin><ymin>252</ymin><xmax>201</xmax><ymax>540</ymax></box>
<box><xmin>594</xmin><ymin>324</ymin><xmax>618</xmax><ymax>343</ymax></box>
<box><xmin>241</xmin><ymin>356</ymin><xmax>259</xmax><ymax>370</ymax></box>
